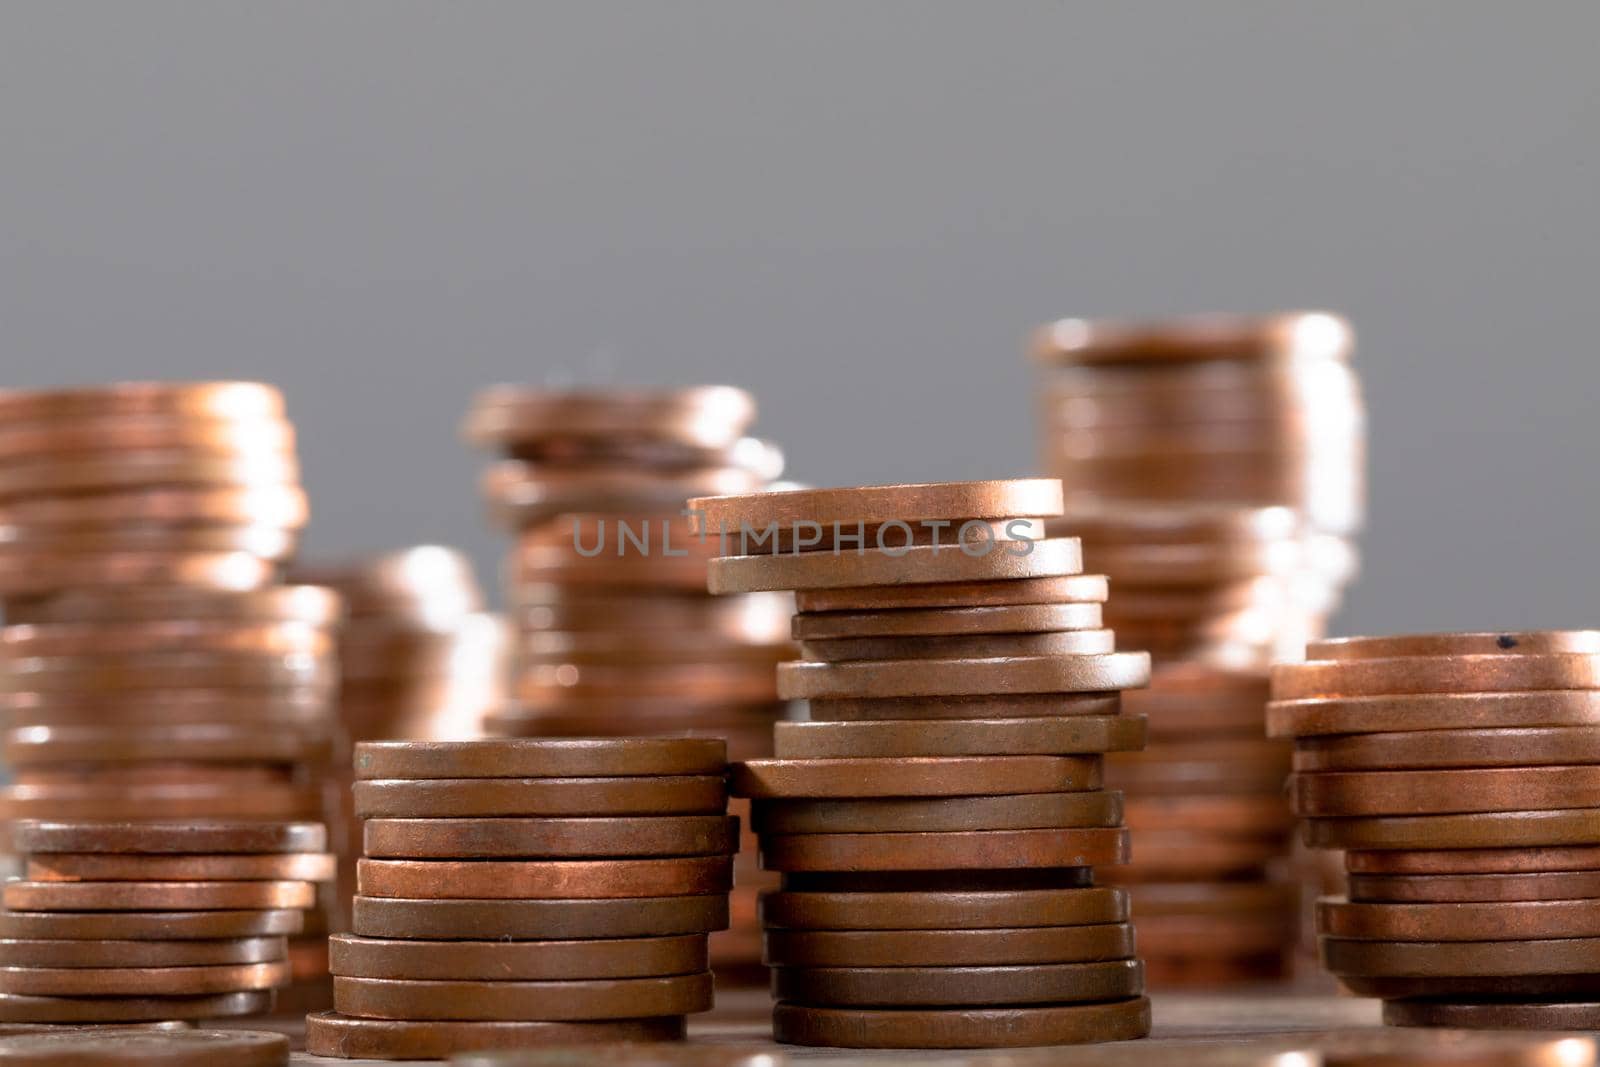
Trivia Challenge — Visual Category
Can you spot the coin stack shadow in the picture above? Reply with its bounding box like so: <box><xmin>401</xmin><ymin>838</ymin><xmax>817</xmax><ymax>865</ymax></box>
<box><xmin>693</xmin><ymin>479</ymin><xmax>1154</xmax><ymax>1049</ymax></box>
<box><xmin>0</xmin><ymin>819</ymin><xmax>332</xmax><ymax>1023</ymax></box>
<box><xmin>1033</xmin><ymin>314</ymin><xmax>1368</xmax><ymax>986</ymax></box>
<box><xmin>461</xmin><ymin>386</ymin><xmax>794</xmax><ymax>979</ymax></box>
<box><xmin>306</xmin><ymin>737</ymin><xmax>732</xmax><ymax>1060</ymax></box>
<box><xmin>1272</xmin><ymin>631</ymin><xmax>1600</xmax><ymax>1030</ymax></box>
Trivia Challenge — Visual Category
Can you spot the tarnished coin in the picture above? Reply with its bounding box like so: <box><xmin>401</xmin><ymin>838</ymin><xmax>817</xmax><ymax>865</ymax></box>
<box><xmin>304</xmin><ymin>1012</ymin><xmax>684</xmax><ymax>1059</ymax></box>
<box><xmin>688</xmin><ymin>480</ymin><xmax>1065</xmax><ymax>535</ymax></box>
<box><xmin>770</xmin><ymin>996</ymin><xmax>1150</xmax><ymax>1049</ymax></box>
<box><xmin>0</xmin><ymin>910</ymin><xmax>303</xmax><ymax>941</ymax></box>
<box><xmin>1382</xmin><ymin>999</ymin><xmax>1600</xmax><ymax>1031</ymax></box>
<box><xmin>1293</xmin><ymin>765</ymin><xmax>1600</xmax><ymax>816</ymax></box>
<box><xmin>352</xmin><ymin>776</ymin><xmax>727</xmax><ymax>818</ymax></box>
<box><xmin>777</xmin><ymin>653</ymin><xmax>1151</xmax><ymax>700</ymax></box>
<box><xmin>1293</xmin><ymin>727</ymin><xmax>1600</xmax><ymax>771</ymax></box>
<box><xmin>762</xmin><ymin>923</ymin><xmax>1134</xmax><ymax>967</ymax></box>
<box><xmin>362</xmin><ymin>816</ymin><xmax>739</xmax><ymax>859</ymax></box>
<box><xmin>1348</xmin><ymin>869</ymin><xmax>1600</xmax><ymax>903</ymax></box>
<box><xmin>1271</xmin><ymin>654</ymin><xmax>1600</xmax><ymax>700</ymax></box>
<box><xmin>770</xmin><ymin>958</ymin><xmax>1143</xmax><ymax>1007</ymax></box>
<box><xmin>795</xmin><ymin>574</ymin><xmax>1109</xmax><ymax>613</ymax></box>
<box><xmin>350</xmin><ymin>895</ymin><xmax>729</xmax><ymax>942</ymax></box>
<box><xmin>1322</xmin><ymin>935</ymin><xmax>1600</xmax><ymax>977</ymax></box>
<box><xmin>757</xmin><ymin>828</ymin><xmax>1128</xmax><ymax>872</ymax></box>
<box><xmin>1</xmin><ymin>881</ymin><xmax>315</xmax><ymax>912</ymax></box>
<box><xmin>356</xmin><ymin>857</ymin><xmax>734</xmax><ymax>899</ymax></box>
<box><xmin>758</xmin><ymin>887</ymin><xmax>1128</xmax><ymax>931</ymax></box>
<box><xmin>799</xmin><ymin>629</ymin><xmax>1116</xmax><ymax>662</ymax></box>
<box><xmin>804</xmin><ymin>692</ymin><xmax>1123</xmax><ymax>722</ymax></box>
<box><xmin>709</xmin><ymin>539</ymin><xmax>1083</xmax><ymax>595</ymax></box>
<box><xmin>1306</xmin><ymin>809</ymin><xmax>1600</xmax><ymax>850</ymax></box>
<box><xmin>731</xmin><ymin>756</ymin><xmax>1102</xmax><ymax>798</ymax></box>
<box><xmin>751</xmin><ymin>792</ymin><xmax>1122</xmax><ymax>835</ymax></box>
<box><xmin>0</xmin><ymin>938</ymin><xmax>284</xmax><ymax>968</ymax></box>
<box><xmin>0</xmin><ymin>989</ymin><xmax>271</xmax><ymax>1023</ymax></box>
<box><xmin>25</xmin><ymin>853</ymin><xmax>334</xmax><ymax>883</ymax></box>
<box><xmin>11</xmin><ymin>821</ymin><xmax>326</xmax><ymax>855</ymax></box>
<box><xmin>1346</xmin><ymin>846</ymin><xmax>1600</xmax><ymax>875</ymax></box>
<box><xmin>772</xmin><ymin>716</ymin><xmax>1145</xmax><ymax>759</ymax></box>
<box><xmin>1320</xmin><ymin>898</ymin><xmax>1600</xmax><ymax>942</ymax></box>
<box><xmin>332</xmin><ymin>972</ymin><xmax>714</xmax><ymax>1021</ymax></box>
<box><xmin>0</xmin><ymin>961</ymin><xmax>289</xmax><ymax>996</ymax></box>
<box><xmin>792</xmin><ymin>603</ymin><xmax>1103</xmax><ymax>640</ymax></box>
<box><xmin>329</xmin><ymin>933</ymin><xmax>705</xmax><ymax>981</ymax></box>
<box><xmin>1309</xmin><ymin>631</ymin><xmax>1600</xmax><ymax>661</ymax></box>
<box><xmin>352</xmin><ymin>738</ymin><xmax>725</xmax><ymax>779</ymax></box>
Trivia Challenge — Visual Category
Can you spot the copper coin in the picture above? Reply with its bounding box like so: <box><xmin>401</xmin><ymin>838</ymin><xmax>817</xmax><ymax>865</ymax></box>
<box><xmin>763</xmin><ymin>923</ymin><xmax>1134</xmax><ymax>967</ymax></box>
<box><xmin>0</xmin><ymin>451</ymin><xmax>298</xmax><ymax>499</ymax></box>
<box><xmin>352</xmin><ymin>738</ymin><xmax>725</xmax><ymax>780</ymax></box>
<box><xmin>1307</xmin><ymin>809</ymin><xmax>1600</xmax><ymax>850</ymax></box>
<box><xmin>1295</xmin><ymin>727</ymin><xmax>1600</xmax><ymax>772</ymax></box>
<box><xmin>332</xmin><ymin>971</ymin><xmax>713</xmax><ymax>1021</ymax></box>
<box><xmin>1272</xmin><ymin>654</ymin><xmax>1600</xmax><ymax>700</ymax></box>
<box><xmin>770</xmin><ymin>958</ymin><xmax>1143</xmax><ymax>1007</ymax></box>
<box><xmin>792</xmin><ymin>603</ymin><xmax>1103</xmax><ymax>640</ymax></box>
<box><xmin>804</xmin><ymin>692</ymin><xmax>1123</xmax><ymax>722</ymax></box>
<box><xmin>1293</xmin><ymin>765</ymin><xmax>1600</xmax><ymax>816</ymax></box>
<box><xmin>4</xmin><ymin>725</ymin><xmax>330</xmax><ymax>767</ymax></box>
<box><xmin>779</xmin><ymin>870</ymin><xmax>1094</xmax><ymax>893</ymax></box>
<box><xmin>1382</xmin><ymin>999</ymin><xmax>1600</xmax><ymax>1030</ymax></box>
<box><xmin>2</xmin><ymin>881</ymin><xmax>315</xmax><ymax>912</ymax></box>
<box><xmin>362</xmin><ymin>816</ymin><xmax>738</xmax><ymax>859</ymax></box>
<box><xmin>795</xmin><ymin>574</ymin><xmax>1109</xmax><ymax>613</ymax></box>
<box><xmin>771</xmin><ymin>716</ymin><xmax>1143</xmax><ymax>759</ymax></box>
<box><xmin>1</xmin><ymin>586</ymin><xmax>336</xmax><ymax>627</ymax></box>
<box><xmin>731</xmin><ymin>756</ymin><xmax>1102</xmax><ymax>798</ymax></box>
<box><xmin>751</xmin><ymin>792</ymin><xmax>1122</xmax><ymax>834</ymax></box>
<box><xmin>758</xmin><ymin>887</ymin><xmax>1127</xmax><ymax>931</ymax></box>
<box><xmin>1122</xmin><ymin>795</ymin><xmax>1293</xmax><ymax>836</ymax></box>
<box><xmin>0</xmin><ymin>938</ymin><xmax>285</xmax><ymax>968</ymax></box>
<box><xmin>0</xmin><ymin>961</ymin><xmax>289</xmax><ymax>996</ymax></box>
<box><xmin>0</xmin><ymin>621</ymin><xmax>328</xmax><ymax>658</ymax></box>
<box><xmin>0</xmin><ymin>553</ymin><xmax>275</xmax><ymax>599</ymax></box>
<box><xmin>356</xmin><ymin>856</ymin><xmax>733</xmax><ymax>899</ymax></box>
<box><xmin>352</xmin><ymin>776</ymin><xmax>726</xmax><ymax>818</ymax></box>
<box><xmin>1125</xmin><ymin>912</ymin><xmax>1292</xmax><ymax>955</ymax></box>
<box><xmin>1340</xmin><ymin>973</ymin><xmax>1600</xmax><ymax>999</ymax></box>
<box><xmin>688</xmin><ymin>480</ymin><xmax>1064</xmax><ymax>533</ymax></box>
<box><xmin>1348</xmin><ymin>869</ymin><xmax>1600</xmax><ymax>903</ymax></box>
<box><xmin>1032</xmin><ymin>311</ymin><xmax>1351</xmax><ymax>364</ymax></box>
<box><xmin>466</xmin><ymin>385</ymin><xmax>755</xmax><ymax>447</ymax></box>
<box><xmin>709</xmin><ymin>539</ymin><xmax>1084</xmax><ymax>596</ymax></box>
<box><xmin>799</xmin><ymin>630</ymin><xmax>1116</xmax><ymax>663</ymax></box>
<box><xmin>0</xmin><ymin>651</ymin><xmax>330</xmax><ymax>692</ymax></box>
<box><xmin>0</xmin><ymin>413</ymin><xmax>293</xmax><ymax>459</ymax></box>
<box><xmin>304</xmin><ymin>1012</ymin><xmax>684</xmax><ymax>1058</ymax></box>
<box><xmin>0</xmin><ymin>1028</ymin><xmax>289</xmax><ymax>1065</ymax></box>
<box><xmin>1346</xmin><ymin>846</ymin><xmax>1600</xmax><ymax>875</ymax></box>
<box><xmin>1</xmin><ymin>783</ymin><xmax>325</xmax><ymax>822</ymax></box>
<box><xmin>350</xmin><ymin>895</ymin><xmax>728</xmax><ymax>941</ymax></box>
<box><xmin>11</xmin><ymin>821</ymin><xmax>326</xmax><ymax>855</ymax></box>
<box><xmin>1322</xmin><ymin>935</ymin><xmax>1600</xmax><ymax>976</ymax></box>
<box><xmin>778</xmin><ymin>654</ymin><xmax>1151</xmax><ymax>700</ymax></box>
<box><xmin>0</xmin><ymin>485</ymin><xmax>308</xmax><ymax>528</ymax></box>
<box><xmin>1</xmin><ymin>690</ymin><xmax>331</xmax><ymax>728</ymax></box>
<box><xmin>758</xmin><ymin>828</ymin><xmax>1128</xmax><ymax>872</ymax></box>
<box><xmin>0</xmin><ymin>911</ymin><xmax>302</xmax><ymax>941</ymax></box>
<box><xmin>1321</xmin><ymin>898</ymin><xmax>1600</xmax><ymax>941</ymax></box>
<box><xmin>1310</xmin><ymin>631</ymin><xmax>1600</xmax><ymax>661</ymax></box>
<box><xmin>0</xmin><ymin>382</ymin><xmax>284</xmax><ymax>421</ymax></box>
<box><xmin>770</xmin><ymin>995</ymin><xmax>1150</xmax><ymax>1049</ymax></box>
<box><xmin>0</xmin><ymin>989</ymin><xmax>271</xmax><ymax>1023</ymax></box>
<box><xmin>25</xmin><ymin>854</ymin><xmax>334</xmax><ymax>883</ymax></box>
<box><xmin>329</xmin><ymin>933</ymin><xmax>705</xmax><ymax>981</ymax></box>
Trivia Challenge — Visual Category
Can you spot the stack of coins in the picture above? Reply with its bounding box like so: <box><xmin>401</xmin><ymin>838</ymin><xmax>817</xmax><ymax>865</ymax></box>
<box><xmin>462</xmin><ymin>385</ymin><xmax>793</xmax><ymax>977</ymax></box>
<box><xmin>307</xmin><ymin>738</ymin><xmax>731</xmax><ymax>1059</ymax></box>
<box><xmin>0</xmin><ymin>820</ymin><xmax>330</xmax><ymax>1024</ymax></box>
<box><xmin>1271</xmin><ymin>631</ymin><xmax>1600</xmax><ymax>1029</ymax></box>
<box><xmin>692</xmin><ymin>480</ymin><xmax>1153</xmax><ymax>1049</ymax></box>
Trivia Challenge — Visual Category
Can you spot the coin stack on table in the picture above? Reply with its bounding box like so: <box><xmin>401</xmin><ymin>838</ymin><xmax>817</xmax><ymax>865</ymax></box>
<box><xmin>688</xmin><ymin>479</ymin><xmax>1153</xmax><ymax>1049</ymax></box>
<box><xmin>462</xmin><ymin>385</ymin><xmax>793</xmax><ymax>978</ymax></box>
<box><xmin>307</xmin><ymin>737</ymin><xmax>731</xmax><ymax>1059</ymax></box>
<box><xmin>1270</xmin><ymin>630</ymin><xmax>1600</xmax><ymax>1029</ymax></box>
<box><xmin>0</xmin><ymin>819</ymin><xmax>331</xmax><ymax>1024</ymax></box>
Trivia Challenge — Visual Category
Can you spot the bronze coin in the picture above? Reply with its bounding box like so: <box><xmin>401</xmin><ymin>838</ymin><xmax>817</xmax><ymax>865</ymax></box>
<box><xmin>770</xmin><ymin>958</ymin><xmax>1143</xmax><ymax>1007</ymax></box>
<box><xmin>1</xmin><ymin>586</ymin><xmax>335</xmax><ymax>627</ymax></box>
<box><xmin>1322</xmin><ymin>935</ymin><xmax>1600</xmax><ymax>977</ymax></box>
<box><xmin>795</xmin><ymin>574</ymin><xmax>1109</xmax><ymax>613</ymax></box>
<box><xmin>0</xmin><ymin>961</ymin><xmax>289</xmax><ymax>996</ymax></box>
<box><xmin>1382</xmin><ymin>999</ymin><xmax>1600</xmax><ymax>1030</ymax></box>
<box><xmin>1271</xmin><ymin>654</ymin><xmax>1600</xmax><ymax>700</ymax></box>
<box><xmin>688</xmin><ymin>479</ymin><xmax>1063</xmax><ymax>533</ymax></box>
<box><xmin>1122</xmin><ymin>795</ymin><xmax>1293</xmax><ymax>836</ymax></box>
<box><xmin>2</xmin><ymin>881</ymin><xmax>316</xmax><ymax>912</ymax></box>
<box><xmin>356</xmin><ymin>857</ymin><xmax>733</xmax><ymax>899</ymax></box>
<box><xmin>350</xmin><ymin>895</ymin><xmax>729</xmax><ymax>942</ymax></box>
<box><xmin>1348</xmin><ymin>870</ymin><xmax>1600</xmax><ymax>903</ymax></box>
<box><xmin>1294</xmin><ymin>727</ymin><xmax>1600</xmax><ymax>772</ymax></box>
<box><xmin>758</xmin><ymin>887</ymin><xmax>1127</xmax><ymax>931</ymax></box>
<box><xmin>0</xmin><ymin>1028</ymin><xmax>290</xmax><ymax>1065</ymax></box>
<box><xmin>770</xmin><ymin>996</ymin><xmax>1150</xmax><ymax>1049</ymax></box>
<box><xmin>763</xmin><ymin>923</ymin><xmax>1135</xmax><ymax>967</ymax></box>
<box><xmin>332</xmin><ymin>971</ymin><xmax>713</xmax><ymax>1021</ymax></box>
<box><xmin>362</xmin><ymin>816</ymin><xmax>738</xmax><ymax>859</ymax></box>
<box><xmin>771</xmin><ymin>716</ymin><xmax>1144</xmax><ymax>759</ymax></box>
<box><xmin>0</xmin><ymin>938</ymin><xmax>285</xmax><ymax>968</ymax></box>
<box><xmin>0</xmin><ymin>911</ymin><xmax>303</xmax><ymax>941</ymax></box>
<box><xmin>329</xmin><ymin>933</ymin><xmax>705</xmax><ymax>981</ymax></box>
<box><xmin>351</xmin><ymin>776</ymin><xmax>727</xmax><ymax>818</ymax></box>
<box><xmin>708</xmin><ymin>539</ymin><xmax>1083</xmax><ymax>596</ymax></box>
<box><xmin>1346</xmin><ymin>846</ymin><xmax>1600</xmax><ymax>875</ymax></box>
<box><xmin>1309</xmin><ymin>631</ymin><xmax>1600</xmax><ymax>661</ymax></box>
<box><xmin>792</xmin><ymin>603</ymin><xmax>1104</xmax><ymax>640</ymax></box>
<box><xmin>11</xmin><ymin>821</ymin><xmax>326</xmax><ymax>855</ymax></box>
<box><xmin>1293</xmin><ymin>766</ymin><xmax>1600</xmax><ymax>816</ymax></box>
<box><xmin>352</xmin><ymin>738</ymin><xmax>726</xmax><ymax>779</ymax></box>
<box><xmin>804</xmin><ymin>692</ymin><xmax>1123</xmax><ymax>722</ymax></box>
<box><xmin>0</xmin><ymin>382</ymin><xmax>284</xmax><ymax>421</ymax></box>
<box><xmin>303</xmin><ymin>1012</ymin><xmax>684</xmax><ymax>1059</ymax></box>
<box><xmin>0</xmin><ymin>553</ymin><xmax>275</xmax><ymax>600</ymax></box>
<box><xmin>4</xmin><ymin>725</ymin><xmax>331</xmax><ymax>767</ymax></box>
<box><xmin>757</xmin><ymin>828</ymin><xmax>1128</xmax><ymax>872</ymax></box>
<box><xmin>26</xmin><ymin>854</ymin><xmax>334</xmax><ymax>883</ymax></box>
<box><xmin>751</xmin><ymin>792</ymin><xmax>1122</xmax><ymax>834</ymax></box>
<box><xmin>731</xmin><ymin>756</ymin><xmax>1102</xmax><ymax>798</ymax></box>
<box><xmin>0</xmin><ymin>989</ymin><xmax>272</xmax><ymax>1023</ymax></box>
<box><xmin>1320</xmin><ymin>898</ymin><xmax>1600</xmax><ymax>942</ymax></box>
<box><xmin>1267</xmin><ymin>691</ymin><xmax>1600</xmax><ymax>739</ymax></box>
<box><xmin>1307</xmin><ymin>809</ymin><xmax>1600</xmax><ymax>850</ymax></box>
<box><xmin>777</xmin><ymin>653</ymin><xmax>1150</xmax><ymax>700</ymax></box>
<box><xmin>1126</xmin><ymin>913</ymin><xmax>1293</xmax><ymax>955</ymax></box>
<box><xmin>799</xmin><ymin>629</ymin><xmax>1116</xmax><ymax>662</ymax></box>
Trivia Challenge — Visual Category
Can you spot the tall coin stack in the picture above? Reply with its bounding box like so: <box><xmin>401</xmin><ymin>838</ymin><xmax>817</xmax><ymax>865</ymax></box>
<box><xmin>693</xmin><ymin>480</ymin><xmax>1154</xmax><ymax>1050</ymax></box>
<box><xmin>1033</xmin><ymin>313</ymin><xmax>1368</xmax><ymax>985</ymax></box>
<box><xmin>308</xmin><ymin>738</ymin><xmax>731</xmax><ymax>1059</ymax></box>
<box><xmin>1271</xmin><ymin>631</ymin><xmax>1600</xmax><ymax>1031</ymax></box>
<box><xmin>462</xmin><ymin>385</ymin><xmax>793</xmax><ymax>977</ymax></box>
<box><xmin>0</xmin><ymin>820</ymin><xmax>331</xmax><ymax>1023</ymax></box>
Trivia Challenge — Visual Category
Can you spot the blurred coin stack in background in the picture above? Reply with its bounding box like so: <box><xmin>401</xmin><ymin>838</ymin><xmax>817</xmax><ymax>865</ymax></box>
<box><xmin>697</xmin><ymin>480</ymin><xmax>1153</xmax><ymax>1050</ymax></box>
<box><xmin>0</xmin><ymin>820</ymin><xmax>331</xmax><ymax>1023</ymax></box>
<box><xmin>1033</xmin><ymin>313</ymin><xmax>1368</xmax><ymax>985</ymax></box>
<box><xmin>308</xmin><ymin>738</ymin><xmax>729</xmax><ymax>1059</ymax></box>
<box><xmin>1273</xmin><ymin>631</ymin><xmax>1600</xmax><ymax>1030</ymax></box>
<box><xmin>462</xmin><ymin>385</ymin><xmax>794</xmax><ymax>978</ymax></box>
<box><xmin>0</xmin><ymin>381</ymin><xmax>343</xmax><ymax>1007</ymax></box>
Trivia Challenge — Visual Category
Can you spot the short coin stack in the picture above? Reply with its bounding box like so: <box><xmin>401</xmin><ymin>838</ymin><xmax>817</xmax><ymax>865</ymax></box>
<box><xmin>692</xmin><ymin>479</ymin><xmax>1153</xmax><ymax>1049</ymax></box>
<box><xmin>1271</xmin><ymin>631</ymin><xmax>1600</xmax><ymax>1028</ymax></box>
<box><xmin>307</xmin><ymin>738</ymin><xmax>732</xmax><ymax>1059</ymax></box>
<box><xmin>0</xmin><ymin>820</ymin><xmax>331</xmax><ymax>1023</ymax></box>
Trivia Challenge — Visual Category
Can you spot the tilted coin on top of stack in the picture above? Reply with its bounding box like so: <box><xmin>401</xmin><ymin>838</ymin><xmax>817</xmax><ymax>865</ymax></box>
<box><xmin>0</xmin><ymin>820</ymin><xmax>330</xmax><ymax>1024</ymax></box>
<box><xmin>1270</xmin><ymin>630</ymin><xmax>1600</xmax><ymax>1029</ymax></box>
<box><xmin>307</xmin><ymin>738</ymin><xmax>732</xmax><ymax>1060</ymax></box>
<box><xmin>462</xmin><ymin>385</ymin><xmax>794</xmax><ymax>978</ymax></box>
<box><xmin>689</xmin><ymin>479</ymin><xmax>1153</xmax><ymax>1049</ymax></box>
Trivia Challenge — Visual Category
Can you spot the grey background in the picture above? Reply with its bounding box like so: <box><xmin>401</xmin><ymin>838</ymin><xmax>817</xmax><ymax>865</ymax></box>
<box><xmin>1</xmin><ymin>2</ymin><xmax>1596</xmax><ymax>635</ymax></box>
